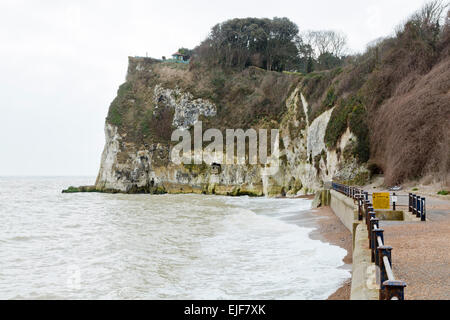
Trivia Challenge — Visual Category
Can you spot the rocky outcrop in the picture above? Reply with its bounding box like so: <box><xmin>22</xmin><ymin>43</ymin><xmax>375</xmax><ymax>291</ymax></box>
<box><xmin>153</xmin><ymin>84</ymin><xmax>216</xmax><ymax>129</ymax></box>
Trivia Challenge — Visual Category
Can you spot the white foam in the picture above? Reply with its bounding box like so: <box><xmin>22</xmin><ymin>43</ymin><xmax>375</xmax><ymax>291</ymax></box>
<box><xmin>177</xmin><ymin>198</ymin><xmax>350</xmax><ymax>299</ymax></box>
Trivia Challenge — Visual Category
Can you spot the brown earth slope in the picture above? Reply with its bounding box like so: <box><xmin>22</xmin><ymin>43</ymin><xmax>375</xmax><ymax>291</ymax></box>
<box><xmin>299</xmin><ymin>17</ymin><xmax>450</xmax><ymax>186</ymax></box>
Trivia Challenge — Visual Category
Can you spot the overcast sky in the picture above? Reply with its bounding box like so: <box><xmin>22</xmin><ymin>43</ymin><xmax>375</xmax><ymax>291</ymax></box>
<box><xmin>0</xmin><ymin>0</ymin><xmax>430</xmax><ymax>176</ymax></box>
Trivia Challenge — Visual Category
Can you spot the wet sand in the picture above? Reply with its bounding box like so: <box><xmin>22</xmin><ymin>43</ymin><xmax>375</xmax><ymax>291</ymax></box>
<box><xmin>309</xmin><ymin>206</ymin><xmax>353</xmax><ymax>300</ymax></box>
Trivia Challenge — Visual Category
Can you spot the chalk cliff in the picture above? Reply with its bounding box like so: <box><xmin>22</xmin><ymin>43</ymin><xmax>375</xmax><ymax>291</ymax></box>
<box><xmin>64</xmin><ymin>10</ymin><xmax>450</xmax><ymax>196</ymax></box>
<box><xmin>91</xmin><ymin>57</ymin><xmax>369</xmax><ymax>196</ymax></box>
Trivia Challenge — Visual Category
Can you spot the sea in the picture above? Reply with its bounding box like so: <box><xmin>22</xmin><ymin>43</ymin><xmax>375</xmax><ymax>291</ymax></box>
<box><xmin>0</xmin><ymin>176</ymin><xmax>350</xmax><ymax>299</ymax></box>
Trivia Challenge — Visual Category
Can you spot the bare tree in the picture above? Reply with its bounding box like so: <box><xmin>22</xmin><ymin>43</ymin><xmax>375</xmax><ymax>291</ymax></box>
<box><xmin>300</xmin><ymin>30</ymin><xmax>348</xmax><ymax>58</ymax></box>
<box><xmin>329</xmin><ymin>31</ymin><xmax>347</xmax><ymax>57</ymax></box>
<box><xmin>412</xmin><ymin>0</ymin><xmax>447</xmax><ymax>27</ymax></box>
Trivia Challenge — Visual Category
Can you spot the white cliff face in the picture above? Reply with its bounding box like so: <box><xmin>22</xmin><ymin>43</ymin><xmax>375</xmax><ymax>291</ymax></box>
<box><xmin>280</xmin><ymin>89</ymin><xmax>316</xmax><ymax>194</ymax></box>
<box><xmin>95</xmin><ymin>83</ymin><xmax>368</xmax><ymax>195</ymax></box>
<box><xmin>300</xmin><ymin>93</ymin><xmax>309</xmax><ymax>126</ymax></box>
<box><xmin>95</xmin><ymin>123</ymin><xmax>122</xmax><ymax>190</ymax></box>
<box><xmin>307</xmin><ymin>107</ymin><xmax>334</xmax><ymax>159</ymax></box>
<box><xmin>281</xmin><ymin>90</ymin><xmax>369</xmax><ymax>195</ymax></box>
<box><xmin>95</xmin><ymin>124</ymin><xmax>157</xmax><ymax>192</ymax></box>
<box><xmin>325</xmin><ymin>127</ymin><xmax>368</xmax><ymax>182</ymax></box>
<box><xmin>153</xmin><ymin>84</ymin><xmax>216</xmax><ymax>129</ymax></box>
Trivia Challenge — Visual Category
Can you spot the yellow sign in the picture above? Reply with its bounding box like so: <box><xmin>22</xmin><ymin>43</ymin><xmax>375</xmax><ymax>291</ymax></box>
<box><xmin>373</xmin><ymin>193</ymin><xmax>390</xmax><ymax>209</ymax></box>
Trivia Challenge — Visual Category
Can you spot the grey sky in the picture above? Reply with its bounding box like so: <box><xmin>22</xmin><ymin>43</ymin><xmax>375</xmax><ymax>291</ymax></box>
<box><xmin>0</xmin><ymin>0</ymin><xmax>430</xmax><ymax>176</ymax></box>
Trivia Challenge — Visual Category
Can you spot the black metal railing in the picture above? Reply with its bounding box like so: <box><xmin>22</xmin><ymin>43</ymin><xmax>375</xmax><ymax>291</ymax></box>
<box><xmin>331</xmin><ymin>181</ymin><xmax>407</xmax><ymax>300</ymax></box>
<box><xmin>409</xmin><ymin>193</ymin><xmax>426</xmax><ymax>221</ymax></box>
<box><xmin>332</xmin><ymin>183</ymin><xmax>426</xmax><ymax>221</ymax></box>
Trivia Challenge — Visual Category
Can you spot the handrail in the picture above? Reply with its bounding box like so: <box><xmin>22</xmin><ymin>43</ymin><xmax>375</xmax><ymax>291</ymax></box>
<box><xmin>377</xmin><ymin>235</ymin><xmax>383</xmax><ymax>247</ymax></box>
<box><xmin>332</xmin><ymin>182</ymin><xmax>426</xmax><ymax>220</ymax></box>
<box><xmin>331</xmin><ymin>181</ymin><xmax>407</xmax><ymax>300</ymax></box>
<box><xmin>409</xmin><ymin>193</ymin><xmax>426</xmax><ymax>221</ymax></box>
<box><xmin>383</xmin><ymin>256</ymin><xmax>395</xmax><ymax>281</ymax></box>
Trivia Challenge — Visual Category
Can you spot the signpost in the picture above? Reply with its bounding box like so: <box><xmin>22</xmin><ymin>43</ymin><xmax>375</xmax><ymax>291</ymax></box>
<box><xmin>392</xmin><ymin>193</ymin><xmax>397</xmax><ymax>211</ymax></box>
<box><xmin>373</xmin><ymin>192</ymin><xmax>390</xmax><ymax>209</ymax></box>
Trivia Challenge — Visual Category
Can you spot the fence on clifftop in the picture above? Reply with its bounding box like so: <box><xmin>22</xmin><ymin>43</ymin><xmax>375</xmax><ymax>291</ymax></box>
<box><xmin>331</xmin><ymin>181</ymin><xmax>412</xmax><ymax>300</ymax></box>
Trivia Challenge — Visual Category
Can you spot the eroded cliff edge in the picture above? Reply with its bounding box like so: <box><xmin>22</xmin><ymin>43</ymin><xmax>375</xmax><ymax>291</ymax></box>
<box><xmin>89</xmin><ymin>57</ymin><xmax>369</xmax><ymax>196</ymax></box>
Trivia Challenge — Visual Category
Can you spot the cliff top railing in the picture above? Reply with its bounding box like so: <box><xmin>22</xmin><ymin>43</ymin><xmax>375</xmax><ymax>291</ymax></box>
<box><xmin>331</xmin><ymin>181</ymin><xmax>408</xmax><ymax>300</ymax></box>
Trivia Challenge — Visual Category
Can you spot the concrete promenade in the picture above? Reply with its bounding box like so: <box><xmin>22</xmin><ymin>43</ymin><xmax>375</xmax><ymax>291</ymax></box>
<box><xmin>380</xmin><ymin>193</ymin><xmax>450</xmax><ymax>299</ymax></box>
<box><xmin>329</xmin><ymin>187</ymin><xmax>450</xmax><ymax>300</ymax></box>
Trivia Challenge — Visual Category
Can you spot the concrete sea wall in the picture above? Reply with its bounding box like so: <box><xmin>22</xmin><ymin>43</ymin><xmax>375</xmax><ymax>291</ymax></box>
<box><xmin>329</xmin><ymin>189</ymin><xmax>359</xmax><ymax>235</ymax></box>
<box><xmin>329</xmin><ymin>189</ymin><xmax>377</xmax><ymax>300</ymax></box>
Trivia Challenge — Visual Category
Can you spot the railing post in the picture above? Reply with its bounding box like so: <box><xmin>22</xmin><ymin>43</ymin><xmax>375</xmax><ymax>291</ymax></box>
<box><xmin>368</xmin><ymin>212</ymin><xmax>376</xmax><ymax>241</ymax></box>
<box><xmin>382</xmin><ymin>280</ymin><xmax>407</xmax><ymax>300</ymax></box>
<box><xmin>393</xmin><ymin>192</ymin><xmax>396</xmax><ymax>211</ymax></box>
<box><xmin>421</xmin><ymin>197</ymin><xmax>426</xmax><ymax>221</ymax></box>
<box><xmin>358</xmin><ymin>196</ymin><xmax>363</xmax><ymax>221</ymax></box>
<box><xmin>416</xmin><ymin>195</ymin><xmax>421</xmax><ymax>218</ymax></box>
<box><xmin>365</xmin><ymin>203</ymin><xmax>369</xmax><ymax>225</ymax></box>
<box><xmin>367</xmin><ymin>208</ymin><xmax>374</xmax><ymax>229</ymax></box>
<box><xmin>372</xmin><ymin>228</ymin><xmax>383</xmax><ymax>264</ymax></box>
<box><xmin>366</xmin><ymin>206</ymin><xmax>372</xmax><ymax>227</ymax></box>
<box><xmin>369</xmin><ymin>224</ymin><xmax>378</xmax><ymax>262</ymax></box>
<box><xmin>378</xmin><ymin>245</ymin><xmax>392</xmax><ymax>297</ymax></box>
<box><xmin>369</xmin><ymin>218</ymin><xmax>374</xmax><ymax>244</ymax></box>
<box><xmin>413</xmin><ymin>194</ymin><xmax>417</xmax><ymax>216</ymax></box>
<box><xmin>408</xmin><ymin>193</ymin><xmax>412</xmax><ymax>212</ymax></box>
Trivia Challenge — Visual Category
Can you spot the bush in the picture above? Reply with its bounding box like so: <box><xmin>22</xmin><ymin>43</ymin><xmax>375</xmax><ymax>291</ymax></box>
<box><xmin>437</xmin><ymin>190</ymin><xmax>449</xmax><ymax>195</ymax></box>
<box><xmin>211</xmin><ymin>71</ymin><xmax>226</xmax><ymax>90</ymax></box>
<box><xmin>108</xmin><ymin>106</ymin><xmax>122</xmax><ymax>126</ymax></box>
<box><xmin>348</xmin><ymin>101</ymin><xmax>370</xmax><ymax>163</ymax></box>
<box><xmin>324</xmin><ymin>95</ymin><xmax>370</xmax><ymax>162</ymax></box>
<box><xmin>324</xmin><ymin>98</ymin><xmax>352</xmax><ymax>148</ymax></box>
<box><xmin>140</xmin><ymin>110</ymin><xmax>153</xmax><ymax>137</ymax></box>
<box><xmin>106</xmin><ymin>82</ymin><xmax>133</xmax><ymax>126</ymax></box>
<box><xmin>323</xmin><ymin>87</ymin><xmax>337</xmax><ymax>108</ymax></box>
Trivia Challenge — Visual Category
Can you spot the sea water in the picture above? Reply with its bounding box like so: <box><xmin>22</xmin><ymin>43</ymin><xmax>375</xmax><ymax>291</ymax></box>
<box><xmin>0</xmin><ymin>176</ymin><xmax>350</xmax><ymax>299</ymax></box>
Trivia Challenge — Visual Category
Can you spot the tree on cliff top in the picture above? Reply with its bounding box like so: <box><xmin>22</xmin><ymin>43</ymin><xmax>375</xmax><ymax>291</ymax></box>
<box><xmin>297</xmin><ymin>30</ymin><xmax>348</xmax><ymax>71</ymax></box>
<box><xmin>193</xmin><ymin>17</ymin><xmax>349</xmax><ymax>73</ymax></box>
<box><xmin>193</xmin><ymin>17</ymin><xmax>300</xmax><ymax>72</ymax></box>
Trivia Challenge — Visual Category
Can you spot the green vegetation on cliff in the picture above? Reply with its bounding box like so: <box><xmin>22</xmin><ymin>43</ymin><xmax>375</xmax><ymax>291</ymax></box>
<box><xmin>324</xmin><ymin>95</ymin><xmax>369</xmax><ymax>163</ymax></box>
<box><xmin>107</xmin><ymin>83</ymin><xmax>130</xmax><ymax>126</ymax></box>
